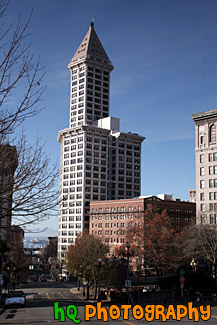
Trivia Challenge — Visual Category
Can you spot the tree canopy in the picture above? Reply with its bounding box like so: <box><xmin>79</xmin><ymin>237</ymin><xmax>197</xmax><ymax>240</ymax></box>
<box><xmin>66</xmin><ymin>233</ymin><xmax>107</xmax><ymax>281</ymax></box>
<box><xmin>126</xmin><ymin>209</ymin><xmax>184</xmax><ymax>273</ymax></box>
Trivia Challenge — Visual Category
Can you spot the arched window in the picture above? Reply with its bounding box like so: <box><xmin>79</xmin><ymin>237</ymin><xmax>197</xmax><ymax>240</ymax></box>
<box><xmin>210</xmin><ymin>124</ymin><xmax>216</xmax><ymax>143</ymax></box>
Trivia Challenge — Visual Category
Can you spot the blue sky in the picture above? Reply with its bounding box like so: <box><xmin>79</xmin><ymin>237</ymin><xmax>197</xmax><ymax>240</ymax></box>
<box><xmin>6</xmin><ymin>0</ymin><xmax>217</xmax><ymax>236</ymax></box>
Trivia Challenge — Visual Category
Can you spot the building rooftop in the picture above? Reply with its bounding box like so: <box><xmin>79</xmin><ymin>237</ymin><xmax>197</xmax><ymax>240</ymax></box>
<box><xmin>68</xmin><ymin>22</ymin><xmax>113</xmax><ymax>68</ymax></box>
<box><xmin>90</xmin><ymin>195</ymin><xmax>195</xmax><ymax>205</ymax></box>
<box><xmin>192</xmin><ymin>108</ymin><xmax>217</xmax><ymax>121</ymax></box>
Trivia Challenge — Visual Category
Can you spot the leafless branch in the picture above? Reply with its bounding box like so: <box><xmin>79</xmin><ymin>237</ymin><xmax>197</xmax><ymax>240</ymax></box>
<box><xmin>0</xmin><ymin>135</ymin><xmax>59</xmax><ymax>228</ymax></box>
<box><xmin>0</xmin><ymin>1</ymin><xmax>46</xmax><ymax>136</ymax></box>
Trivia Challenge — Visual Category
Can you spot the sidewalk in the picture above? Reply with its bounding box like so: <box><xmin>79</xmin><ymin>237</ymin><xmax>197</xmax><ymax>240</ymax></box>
<box><xmin>70</xmin><ymin>287</ymin><xmax>110</xmax><ymax>304</ymax></box>
<box><xmin>70</xmin><ymin>287</ymin><xmax>98</xmax><ymax>303</ymax></box>
<box><xmin>0</xmin><ymin>306</ymin><xmax>5</xmax><ymax>315</ymax></box>
<box><xmin>70</xmin><ymin>287</ymin><xmax>85</xmax><ymax>300</ymax></box>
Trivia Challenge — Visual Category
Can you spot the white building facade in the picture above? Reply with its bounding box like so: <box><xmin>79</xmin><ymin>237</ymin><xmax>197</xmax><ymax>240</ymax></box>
<box><xmin>58</xmin><ymin>23</ymin><xmax>145</xmax><ymax>260</ymax></box>
<box><xmin>192</xmin><ymin>109</ymin><xmax>217</xmax><ymax>224</ymax></box>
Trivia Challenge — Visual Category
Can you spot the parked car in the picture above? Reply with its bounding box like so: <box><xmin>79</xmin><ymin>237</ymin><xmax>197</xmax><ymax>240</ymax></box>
<box><xmin>5</xmin><ymin>293</ymin><xmax>26</xmax><ymax>307</ymax></box>
<box><xmin>21</xmin><ymin>278</ymin><xmax>31</xmax><ymax>284</ymax></box>
<box><xmin>15</xmin><ymin>291</ymin><xmax>26</xmax><ymax>303</ymax></box>
<box><xmin>143</xmin><ymin>286</ymin><xmax>149</xmax><ymax>292</ymax></box>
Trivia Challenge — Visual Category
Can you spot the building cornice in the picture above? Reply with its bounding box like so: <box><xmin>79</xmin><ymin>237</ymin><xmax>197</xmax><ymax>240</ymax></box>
<box><xmin>57</xmin><ymin>124</ymin><xmax>111</xmax><ymax>142</ymax></box>
<box><xmin>192</xmin><ymin>109</ymin><xmax>217</xmax><ymax>122</ymax></box>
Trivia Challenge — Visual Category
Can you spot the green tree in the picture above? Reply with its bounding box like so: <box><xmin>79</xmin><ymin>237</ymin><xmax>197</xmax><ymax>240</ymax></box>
<box><xmin>4</xmin><ymin>243</ymin><xmax>30</xmax><ymax>290</ymax></box>
<box><xmin>66</xmin><ymin>233</ymin><xmax>107</xmax><ymax>299</ymax></box>
<box><xmin>104</xmin><ymin>257</ymin><xmax>126</xmax><ymax>292</ymax></box>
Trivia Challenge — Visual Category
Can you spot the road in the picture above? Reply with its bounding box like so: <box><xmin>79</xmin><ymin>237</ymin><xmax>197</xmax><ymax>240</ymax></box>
<box><xmin>0</xmin><ymin>282</ymin><xmax>217</xmax><ymax>324</ymax></box>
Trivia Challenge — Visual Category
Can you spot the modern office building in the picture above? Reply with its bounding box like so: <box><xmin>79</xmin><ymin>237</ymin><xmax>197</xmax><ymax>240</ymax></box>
<box><xmin>89</xmin><ymin>195</ymin><xmax>196</xmax><ymax>254</ymax></box>
<box><xmin>192</xmin><ymin>108</ymin><xmax>217</xmax><ymax>224</ymax></box>
<box><xmin>57</xmin><ymin>23</ymin><xmax>145</xmax><ymax>260</ymax></box>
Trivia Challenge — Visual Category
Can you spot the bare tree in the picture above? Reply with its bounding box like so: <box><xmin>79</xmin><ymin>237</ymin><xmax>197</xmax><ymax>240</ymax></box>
<box><xmin>0</xmin><ymin>2</ymin><xmax>59</xmax><ymax>230</ymax></box>
<box><xmin>0</xmin><ymin>1</ymin><xmax>45</xmax><ymax>138</ymax></box>
<box><xmin>0</xmin><ymin>135</ymin><xmax>59</xmax><ymax>230</ymax></box>
<box><xmin>4</xmin><ymin>240</ymin><xmax>30</xmax><ymax>288</ymax></box>
<box><xmin>183</xmin><ymin>224</ymin><xmax>217</xmax><ymax>279</ymax></box>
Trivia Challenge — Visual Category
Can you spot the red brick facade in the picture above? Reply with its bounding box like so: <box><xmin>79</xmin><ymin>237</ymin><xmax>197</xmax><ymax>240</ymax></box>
<box><xmin>89</xmin><ymin>196</ymin><xmax>196</xmax><ymax>254</ymax></box>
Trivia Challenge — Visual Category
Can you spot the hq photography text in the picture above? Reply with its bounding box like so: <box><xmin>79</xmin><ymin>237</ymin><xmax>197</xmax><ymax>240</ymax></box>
<box><xmin>53</xmin><ymin>302</ymin><xmax>211</xmax><ymax>323</ymax></box>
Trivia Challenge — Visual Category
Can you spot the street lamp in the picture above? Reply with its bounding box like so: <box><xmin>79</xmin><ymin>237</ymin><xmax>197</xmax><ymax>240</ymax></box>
<box><xmin>77</xmin><ymin>271</ymin><xmax>80</xmax><ymax>291</ymax></box>
<box><xmin>98</xmin><ymin>258</ymin><xmax>102</xmax><ymax>301</ymax></box>
<box><xmin>60</xmin><ymin>263</ymin><xmax>63</xmax><ymax>281</ymax></box>
<box><xmin>121</xmin><ymin>242</ymin><xmax>135</xmax><ymax>303</ymax></box>
<box><xmin>190</xmin><ymin>259</ymin><xmax>197</xmax><ymax>273</ymax></box>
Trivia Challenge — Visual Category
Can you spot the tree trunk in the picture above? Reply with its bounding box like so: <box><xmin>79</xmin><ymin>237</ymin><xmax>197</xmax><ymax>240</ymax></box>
<box><xmin>77</xmin><ymin>278</ymin><xmax>80</xmax><ymax>291</ymax></box>
<box><xmin>212</xmin><ymin>263</ymin><xmax>216</xmax><ymax>279</ymax></box>
<box><xmin>94</xmin><ymin>280</ymin><xmax>98</xmax><ymax>300</ymax></box>
<box><xmin>87</xmin><ymin>279</ymin><xmax>90</xmax><ymax>300</ymax></box>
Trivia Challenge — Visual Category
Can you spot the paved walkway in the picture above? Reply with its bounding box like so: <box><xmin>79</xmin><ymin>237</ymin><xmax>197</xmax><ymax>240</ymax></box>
<box><xmin>0</xmin><ymin>307</ymin><xmax>5</xmax><ymax>315</ymax></box>
<box><xmin>70</xmin><ymin>287</ymin><xmax>110</xmax><ymax>304</ymax></box>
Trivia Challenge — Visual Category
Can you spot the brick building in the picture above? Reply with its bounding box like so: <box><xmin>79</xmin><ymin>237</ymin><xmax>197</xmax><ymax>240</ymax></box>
<box><xmin>89</xmin><ymin>196</ymin><xmax>196</xmax><ymax>253</ymax></box>
<box><xmin>11</xmin><ymin>225</ymin><xmax>24</xmax><ymax>248</ymax></box>
<box><xmin>0</xmin><ymin>144</ymin><xmax>18</xmax><ymax>250</ymax></box>
<box><xmin>0</xmin><ymin>144</ymin><xmax>17</xmax><ymax>302</ymax></box>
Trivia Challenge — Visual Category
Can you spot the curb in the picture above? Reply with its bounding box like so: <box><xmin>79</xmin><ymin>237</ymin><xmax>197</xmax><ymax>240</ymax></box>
<box><xmin>0</xmin><ymin>308</ymin><xmax>5</xmax><ymax>315</ymax></box>
<box><xmin>70</xmin><ymin>289</ymin><xmax>109</xmax><ymax>304</ymax></box>
<box><xmin>70</xmin><ymin>288</ymin><xmax>86</xmax><ymax>301</ymax></box>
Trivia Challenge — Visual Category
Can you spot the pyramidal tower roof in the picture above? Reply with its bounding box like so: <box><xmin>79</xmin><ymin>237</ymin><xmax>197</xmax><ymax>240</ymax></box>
<box><xmin>68</xmin><ymin>22</ymin><xmax>113</xmax><ymax>69</ymax></box>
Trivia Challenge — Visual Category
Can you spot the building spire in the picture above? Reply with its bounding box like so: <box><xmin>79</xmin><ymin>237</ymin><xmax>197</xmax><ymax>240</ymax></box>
<box><xmin>90</xmin><ymin>16</ymin><xmax>94</xmax><ymax>29</ymax></box>
<box><xmin>68</xmin><ymin>19</ymin><xmax>113</xmax><ymax>69</ymax></box>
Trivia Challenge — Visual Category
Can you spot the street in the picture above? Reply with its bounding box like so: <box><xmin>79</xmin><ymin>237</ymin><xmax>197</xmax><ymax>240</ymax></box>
<box><xmin>0</xmin><ymin>282</ymin><xmax>217</xmax><ymax>324</ymax></box>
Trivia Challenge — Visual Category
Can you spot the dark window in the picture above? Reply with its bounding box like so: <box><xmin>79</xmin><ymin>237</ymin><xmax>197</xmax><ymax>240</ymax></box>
<box><xmin>95</xmin><ymin>74</ymin><xmax>101</xmax><ymax>79</ymax></box>
<box><xmin>210</xmin><ymin>124</ymin><xmax>216</xmax><ymax>143</ymax></box>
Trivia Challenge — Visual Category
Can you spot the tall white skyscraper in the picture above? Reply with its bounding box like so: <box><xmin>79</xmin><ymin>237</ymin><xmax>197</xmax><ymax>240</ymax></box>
<box><xmin>58</xmin><ymin>23</ymin><xmax>145</xmax><ymax>261</ymax></box>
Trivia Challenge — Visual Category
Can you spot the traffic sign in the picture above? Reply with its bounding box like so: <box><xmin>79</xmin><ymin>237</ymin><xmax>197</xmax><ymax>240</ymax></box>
<box><xmin>125</xmin><ymin>280</ymin><xmax>131</xmax><ymax>288</ymax></box>
<box><xmin>180</xmin><ymin>275</ymin><xmax>185</xmax><ymax>284</ymax></box>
